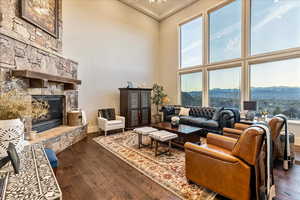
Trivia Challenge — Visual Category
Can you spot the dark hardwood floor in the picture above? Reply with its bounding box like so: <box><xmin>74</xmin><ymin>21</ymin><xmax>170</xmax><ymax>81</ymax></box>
<box><xmin>56</xmin><ymin>135</ymin><xmax>300</xmax><ymax>200</ymax></box>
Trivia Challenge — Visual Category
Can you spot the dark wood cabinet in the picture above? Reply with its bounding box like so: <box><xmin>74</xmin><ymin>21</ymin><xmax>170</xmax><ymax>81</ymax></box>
<box><xmin>119</xmin><ymin>88</ymin><xmax>152</xmax><ymax>128</ymax></box>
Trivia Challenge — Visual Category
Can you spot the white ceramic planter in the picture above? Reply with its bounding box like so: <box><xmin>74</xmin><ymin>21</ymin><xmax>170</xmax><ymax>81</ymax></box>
<box><xmin>0</xmin><ymin>119</ymin><xmax>25</xmax><ymax>158</ymax></box>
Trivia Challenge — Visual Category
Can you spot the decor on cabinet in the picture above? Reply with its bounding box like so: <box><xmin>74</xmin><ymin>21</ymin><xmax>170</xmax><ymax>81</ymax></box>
<box><xmin>151</xmin><ymin>83</ymin><xmax>167</xmax><ymax>123</ymax></box>
<box><xmin>21</xmin><ymin>0</ymin><xmax>59</xmax><ymax>37</ymax></box>
<box><xmin>127</xmin><ymin>81</ymin><xmax>134</xmax><ymax>88</ymax></box>
<box><xmin>0</xmin><ymin>81</ymin><xmax>49</xmax><ymax>158</ymax></box>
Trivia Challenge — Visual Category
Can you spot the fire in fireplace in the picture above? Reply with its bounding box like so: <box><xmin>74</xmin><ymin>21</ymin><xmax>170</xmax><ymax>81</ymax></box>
<box><xmin>32</xmin><ymin>95</ymin><xmax>64</xmax><ymax>133</ymax></box>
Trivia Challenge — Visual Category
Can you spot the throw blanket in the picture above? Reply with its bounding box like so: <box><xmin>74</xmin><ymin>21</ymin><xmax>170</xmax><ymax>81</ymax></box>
<box><xmin>251</xmin><ymin>123</ymin><xmax>276</xmax><ymax>200</ymax></box>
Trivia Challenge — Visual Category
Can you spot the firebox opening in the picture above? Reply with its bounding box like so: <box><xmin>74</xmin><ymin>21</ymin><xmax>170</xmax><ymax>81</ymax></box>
<box><xmin>32</xmin><ymin>95</ymin><xmax>64</xmax><ymax>133</ymax></box>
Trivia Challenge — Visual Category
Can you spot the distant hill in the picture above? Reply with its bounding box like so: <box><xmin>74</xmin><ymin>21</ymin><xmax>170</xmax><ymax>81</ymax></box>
<box><xmin>251</xmin><ymin>87</ymin><xmax>300</xmax><ymax>100</ymax></box>
<box><xmin>183</xmin><ymin>86</ymin><xmax>300</xmax><ymax>100</ymax></box>
<box><xmin>181</xmin><ymin>86</ymin><xmax>300</xmax><ymax>119</ymax></box>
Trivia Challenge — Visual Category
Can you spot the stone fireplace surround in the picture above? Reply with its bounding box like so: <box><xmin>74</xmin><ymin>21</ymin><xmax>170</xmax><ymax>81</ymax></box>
<box><xmin>0</xmin><ymin>32</ymin><xmax>79</xmax><ymax>131</ymax></box>
<box><xmin>0</xmin><ymin>33</ymin><xmax>88</xmax><ymax>152</ymax></box>
<box><xmin>0</xmin><ymin>0</ymin><xmax>87</xmax><ymax>153</ymax></box>
<box><xmin>0</xmin><ymin>33</ymin><xmax>87</xmax><ymax>152</ymax></box>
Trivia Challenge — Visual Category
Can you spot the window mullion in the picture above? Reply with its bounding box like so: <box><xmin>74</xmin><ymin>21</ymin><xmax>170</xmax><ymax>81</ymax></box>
<box><xmin>243</xmin><ymin>0</ymin><xmax>251</xmax><ymax>58</ymax></box>
<box><xmin>203</xmin><ymin>68</ymin><xmax>209</xmax><ymax>107</ymax></box>
<box><xmin>203</xmin><ymin>12</ymin><xmax>209</xmax><ymax>66</ymax></box>
<box><xmin>203</xmin><ymin>11</ymin><xmax>209</xmax><ymax>106</ymax></box>
<box><xmin>241</xmin><ymin>60</ymin><xmax>249</xmax><ymax>111</ymax></box>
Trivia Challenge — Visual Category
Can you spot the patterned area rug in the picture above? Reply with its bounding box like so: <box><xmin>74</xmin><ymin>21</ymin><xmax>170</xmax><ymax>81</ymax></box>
<box><xmin>93</xmin><ymin>131</ymin><xmax>218</xmax><ymax>200</ymax></box>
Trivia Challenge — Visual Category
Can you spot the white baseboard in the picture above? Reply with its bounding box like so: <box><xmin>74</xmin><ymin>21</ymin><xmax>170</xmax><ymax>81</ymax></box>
<box><xmin>87</xmin><ymin>125</ymin><xmax>98</xmax><ymax>134</ymax></box>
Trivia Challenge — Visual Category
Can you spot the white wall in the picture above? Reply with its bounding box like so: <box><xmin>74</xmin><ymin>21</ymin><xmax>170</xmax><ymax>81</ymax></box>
<box><xmin>62</xmin><ymin>0</ymin><xmax>160</xmax><ymax>132</ymax></box>
<box><xmin>158</xmin><ymin>0</ymin><xmax>300</xmax><ymax>145</ymax></box>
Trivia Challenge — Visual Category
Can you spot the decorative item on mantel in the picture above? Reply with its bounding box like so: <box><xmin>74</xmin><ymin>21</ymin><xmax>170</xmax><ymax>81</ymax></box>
<box><xmin>21</xmin><ymin>0</ymin><xmax>59</xmax><ymax>38</ymax></box>
<box><xmin>151</xmin><ymin>83</ymin><xmax>168</xmax><ymax>123</ymax></box>
<box><xmin>0</xmin><ymin>79</ymin><xmax>49</xmax><ymax>158</ymax></box>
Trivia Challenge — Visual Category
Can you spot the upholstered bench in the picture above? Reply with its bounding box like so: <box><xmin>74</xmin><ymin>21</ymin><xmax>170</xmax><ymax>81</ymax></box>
<box><xmin>133</xmin><ymin>127</ymin><xmax>158</xmax><ymax>149</ymax></box>
<box><xmin>149</xmin><ymin>130</ymin><xmax>178</xmax><ymax>156</ymax></box>
<box><xmin>45</xmin><ymin>148</ymin><xmax>58</xmax><ymax>174</ymax></box>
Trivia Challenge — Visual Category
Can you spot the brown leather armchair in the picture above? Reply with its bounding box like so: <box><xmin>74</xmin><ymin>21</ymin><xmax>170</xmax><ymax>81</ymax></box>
<box><xmin>223</xmin><ymin>122</ymin><xmax>251</xmax><ymax>138</ymax></box>
<box><xmin>185</xmin><ymin>127</ymin><xmax>265</xmax><ymax>200</ymax></box>
<box><xmin>223</xmin><ymin>116</ymin><xmax>284</xmax><ymax>142</ymax></box>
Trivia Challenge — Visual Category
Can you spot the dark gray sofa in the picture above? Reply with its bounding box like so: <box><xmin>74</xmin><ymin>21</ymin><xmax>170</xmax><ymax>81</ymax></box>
<box><xmin>161</xmin><ymin>105</ymin><xmax>240</xmax><ymax>134</ymax></box>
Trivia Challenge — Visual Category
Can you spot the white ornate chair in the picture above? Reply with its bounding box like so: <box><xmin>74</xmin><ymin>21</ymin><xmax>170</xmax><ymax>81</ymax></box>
<box><xmin>97</xmin><ymin>108</ymin><xmax>125</xmax><ymax>136</ymax></box>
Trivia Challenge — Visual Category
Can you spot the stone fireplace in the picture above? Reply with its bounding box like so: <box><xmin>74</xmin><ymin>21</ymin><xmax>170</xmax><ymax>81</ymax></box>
<box><xmin>0</xmin><ymin>0</ymin><xmax>87</xmax><ymax>153</ymax></box>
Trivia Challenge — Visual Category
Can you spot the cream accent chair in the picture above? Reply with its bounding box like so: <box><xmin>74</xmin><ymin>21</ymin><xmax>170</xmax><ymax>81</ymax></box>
<box><xmin>98</xmin><ymin>109</ymin><xmax>125</xmax><ymax>136</ymax></box>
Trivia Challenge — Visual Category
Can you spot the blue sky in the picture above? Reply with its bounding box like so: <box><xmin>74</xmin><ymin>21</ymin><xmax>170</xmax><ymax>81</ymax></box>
<box><xmin>181</xmin><ymin>0</ymin><xmax>300</xmax><ymax>92</ymax></box>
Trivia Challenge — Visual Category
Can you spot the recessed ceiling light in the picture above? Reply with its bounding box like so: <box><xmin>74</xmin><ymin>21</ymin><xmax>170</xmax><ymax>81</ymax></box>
<box><xmin>149</xmin><ymin>0</ymin><xmax>167</xmax><ymax>3</ymax></box>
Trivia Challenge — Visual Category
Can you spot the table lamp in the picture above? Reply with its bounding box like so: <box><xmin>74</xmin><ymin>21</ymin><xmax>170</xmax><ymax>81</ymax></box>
<box><xmin>243</xmin><ymin>101</ymin><xmax>257</xmax><ymax>121</ymax></box>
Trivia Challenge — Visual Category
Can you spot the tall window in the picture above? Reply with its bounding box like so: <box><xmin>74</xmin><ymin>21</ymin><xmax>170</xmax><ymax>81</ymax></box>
<box><xmin>180</xmin><ymin>17</ymin><xmax>203</xmax><ymax>68</ymax></box>
<box><xmin>209</xmin><ymin>0</ymin><xmax>242</xmax><ymax>63</ymax></box>
<box><xmin>251</xmin><ymin>0</ymin><xmax>300</xmax><ymax>55</ymax></box>
<box><xmin>181</xmin><ymin>72</ymin><xmax>202</xmax><ymax>106</ymax></box>
<box><xmin>177</xmin><ymin>0</ymin><xmax>300</xmax><ymax>120</ymax></box>
<box><xmin>209</xmin><ymin>67</ymin><xmax>241</xmax><ymax>108</ymax></box>
<box><xmin>251</xmin><ymin>58</ymin><xmax>300</xmax><ymax>120</ymax></box>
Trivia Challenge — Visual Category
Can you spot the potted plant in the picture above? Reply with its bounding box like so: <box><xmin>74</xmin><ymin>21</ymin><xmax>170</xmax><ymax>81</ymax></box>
<box><xmin>151</xmin><ymin>83</ymin><xmax>168</xmax><ymax>123</ymax></box>
<box><xmin>0</xmin><ymin>89</ymin><xmax>48</xmax><ymax>158</ymax></box>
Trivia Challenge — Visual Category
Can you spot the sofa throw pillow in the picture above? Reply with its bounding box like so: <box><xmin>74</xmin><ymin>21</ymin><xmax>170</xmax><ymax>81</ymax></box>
<box><xmin>179</xmin><ymin>107</ymin><xmax>190</xmax><ymax>116</ymax></box>
<box><xmin>212</xmin><ymin>107</ymin><xmax>224</xmax><ymax>121</ymax></box>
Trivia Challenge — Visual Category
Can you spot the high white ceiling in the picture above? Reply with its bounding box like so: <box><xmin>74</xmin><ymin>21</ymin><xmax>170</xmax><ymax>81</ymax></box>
<box><xmin>118</xmin><ymin>0</ymin><xmax>199</xmax><ymax>21</ymax></box>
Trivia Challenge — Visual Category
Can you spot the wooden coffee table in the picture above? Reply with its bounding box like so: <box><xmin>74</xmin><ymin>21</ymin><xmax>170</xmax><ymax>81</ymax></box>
<box><xmin>152</xmin><ymin>122</ymin><xmax>205</xmax><ymax>148</ymax></box>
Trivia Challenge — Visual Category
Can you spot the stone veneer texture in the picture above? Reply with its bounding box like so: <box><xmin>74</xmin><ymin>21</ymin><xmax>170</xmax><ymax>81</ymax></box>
<box><xmin>42</xmin><ymin>125</ymin><xmax>88</xmax><ymax>153</ymax></box>
<box><xmin>0</xmin><ymin>0</ymin><xmax>63</xmax><ymax>53</ymax></box>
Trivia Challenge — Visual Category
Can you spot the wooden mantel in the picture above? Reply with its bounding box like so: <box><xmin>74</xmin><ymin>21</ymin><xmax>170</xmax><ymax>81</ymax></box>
<box><xmin>12</xmin><ymin>70</ymin><xmax>82</xmax><ymax>90</ymax></box>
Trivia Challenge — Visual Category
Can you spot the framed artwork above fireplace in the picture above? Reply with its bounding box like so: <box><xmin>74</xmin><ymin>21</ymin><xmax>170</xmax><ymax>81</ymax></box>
<box><xmin>20</xmin><ymin>0</ymin><xmax>59</xmax><ymax>38</ymax></box>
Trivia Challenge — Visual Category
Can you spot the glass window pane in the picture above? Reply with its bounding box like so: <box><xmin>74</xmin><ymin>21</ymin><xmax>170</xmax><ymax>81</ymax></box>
<box><xmin>209</xmin><ymin>67</ymin><xmax>241</xmax><ymax>108</ymax></box>
<box><xmin>180</xmin><ymin>17</ymin><xmax>203</xmax><ymax>68</ymax></box>
<box><xmin>181</xmin><ymin>72</ymin><xmax>202</xmax><ymax>106</ymax></box>
<box><xmin>209</xmin><ymin>0</ymin><xmax>242</xmax><ymax>63</ymax></box>
<box><xmin>251</xmin><ymin>58</ymin><xmax>300</xmax><ymax>120</ymax></box>
<box><xmin>251</xmin><ymin>0</ymin><xmax>300</xmax><ymax>55</ymax></box>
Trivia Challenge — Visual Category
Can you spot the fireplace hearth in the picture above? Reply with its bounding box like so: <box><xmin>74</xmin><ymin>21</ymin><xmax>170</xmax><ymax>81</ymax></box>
<box><xmin>32</xmin><ymin>95</ymin><xmax>65</xmax><ymax>133</ymax></box>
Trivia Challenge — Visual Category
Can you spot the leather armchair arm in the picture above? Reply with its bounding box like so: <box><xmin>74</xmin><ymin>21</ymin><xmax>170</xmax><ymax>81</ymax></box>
<box><xmin>235</xmin><ymin>123</ymin><xmax>251</xmax><ymax>130</ymax></box>
<box><xmin>184</xmin><ymin>142</ymin><xmax>239</xmax><ymax>163</ymax></box>
<box><xmin>223</xmin><ymin>127</ymin><xmax>243</xmax><ymax>136</ymax></box>
<box><xmin>206</xmin><ymin>133</ymin><xmax>237</xmax><ymax>151</ymax></box>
